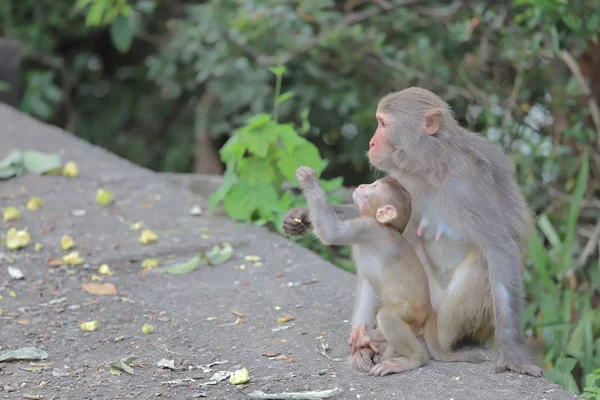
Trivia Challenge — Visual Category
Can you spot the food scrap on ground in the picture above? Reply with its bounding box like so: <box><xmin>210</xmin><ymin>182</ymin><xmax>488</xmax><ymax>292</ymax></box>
<box><xmin>5</xmin><ymin>228</ymin><xmax>31</xmax><ymax>249</ymax></box>
<box><xmin>62</xmin><ymin>251</ymin><xmax>83</xmax><ymax>265</ymax></box>
<box><xmin>26</xmin><ymin>196</ymin><xmax>43</xmax><ymax>211</ymax></box>
<box><xmin>229</xmin><ymin>368</ymin><xmax>249</xmax><ymax>385</ymax></box>
<box><xmin>80</xmin><ymin>320</ymin><xmax>99</xmax><ymax>331</ymax></box>
<box><xmin>139</xmin><ymin>229</ymin><xmax>158</xmax><ymax>244</ymax></box>
<box><xmin>61</xmin><ymin>235</ymin><xmax>74</xmax><ymax>250</ymax></box>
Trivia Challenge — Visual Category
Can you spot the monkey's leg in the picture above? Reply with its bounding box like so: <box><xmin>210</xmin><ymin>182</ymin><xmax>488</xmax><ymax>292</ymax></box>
<box><xmin>369</xmin><ymin>304</ymin><xmax>429</xmax><ymax>376</ymax></box>
<box><xmin>423</xmin><ymin>314</ymin><xmax>487</xmax><ymax>363</ymax></box>
<box><xmin>436</xmin><ymin>253</ymin><xmax>494</xmax><ymax>352</ymax></box>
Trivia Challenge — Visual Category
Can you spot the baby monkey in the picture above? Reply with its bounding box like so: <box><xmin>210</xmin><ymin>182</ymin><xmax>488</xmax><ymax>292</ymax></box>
<box><xmin>295</xmin><ymin>166</ymin><xmax>485</xmax><ymax>376</ymax></box>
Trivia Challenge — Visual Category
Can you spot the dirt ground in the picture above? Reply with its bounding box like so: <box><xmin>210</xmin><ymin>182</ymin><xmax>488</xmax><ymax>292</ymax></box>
<box><xmin>0</xmin><ymin>104</ymin><xmax>578</xmax><ymax>399</ymax></box>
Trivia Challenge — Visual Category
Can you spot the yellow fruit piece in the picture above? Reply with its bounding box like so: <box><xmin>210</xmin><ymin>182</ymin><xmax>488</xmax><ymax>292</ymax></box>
<box><xmin>61</xmin><ymin>235</ymin><xmax>75</xmax><ymax>250</ymax></box>
<box><xmin>80</xmin><ymin>321</ymin><xmax>98</xmax><ymax>331</ymax></box>
<box><xmin>91</xmin><ymin>275</ymin><xmax>103</xmax><ymax>281</ymax></box>
<box><xmin>141</xmin><ymin>323</ymin><xmax>154</xmax><ymax>334</ymax></box>
<box><xmin>98</xmin><ymin>264</ymin><xmax>114</xmax><ymax>275</ymax></box>
<box><xmin>26</xmin><ymin>196</ymin><xmax>43</xmax><ymax>211</ymax></box>
<box><xmin>244</xmin><ymin>255</ymin><xmax>261</xmax><ymax>263</ymax></box>
<box><xmin>8</xmin><ymin>291</ymin><xmax>15</xmax><ymax>298</ymax></box>
<box><xmin>278</xmin><ymin>316</ymin><xmax>295</xmax><ymax>324</ymax></box>
<box><xmin>130</xmin><ymin>221</ymin><xmax>143</xmax><ymax>230</ymax></box>
<box><xmin>63</xmin><ymin>251</ymin><xmax>83</xmax><ymax>265</ymax></box>
<box><xmin>35</xmin><ymin>242</ymin><xmax>43</xmax><ymax>251</ymax></box>
<box><xmin>141</xmin><ymin>258</ymin><xmax>160</xmax><ymax>269</ymax></box>
<box><xmin>96</xmin><ymin>189</ymin><xmax>114</xmax><ymax>206</ymax></box>
<box><xmin>229</xmin><ymin>368</ymin><xmax>249</xmax><ymax>385</ymax></box>
<box><xmin>0</xmin><ymin>306</ymin><xmax>2</xmax><ymax>316</ymax></box>
<box><xmin>6</xmin><ymin>228</ymin><xmax>31</xmax><ymax>250</ymax></box>
<box><xmin>3</xmin><ymin>207</ymin><xmax>20</xmax><ymax>222</ymax></box>
<box><xmin>63</xmin><ymin>161</ymin><xmax>79</xmax><ymax>177</ymax></box>
<box><xmin>139</xmin><ymin>229</ymin><xmax>158</xmax><ymax>244</ymax></box>
<box><xmin>294</xmin><ymin>217</ymin><xmax>302</xmax><ymax>223</ymax></box>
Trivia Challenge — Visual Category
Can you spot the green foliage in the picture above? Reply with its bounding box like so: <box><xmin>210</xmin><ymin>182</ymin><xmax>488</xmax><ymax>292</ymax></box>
<box><xmin>583</xmin><ymin>368</ymin><xmax>600</xmax><ymax>400</ymax></box>
<box><xmin>209</xmin><ymin>67</ymin><xmax>341</xmax><ymax>231</ymax></box>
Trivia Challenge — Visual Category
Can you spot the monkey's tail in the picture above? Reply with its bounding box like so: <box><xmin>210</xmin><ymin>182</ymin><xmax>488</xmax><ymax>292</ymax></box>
<box><xmin>423</xmin><ymin>315</ymin><xmax>487</xmax><ymax>363</ymax></box>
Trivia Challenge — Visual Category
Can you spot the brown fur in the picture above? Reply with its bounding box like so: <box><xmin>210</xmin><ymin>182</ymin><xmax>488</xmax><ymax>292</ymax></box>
<box><xmin>294</xmin><ymin>166</ymin><xmax>485</xmax><ymax>377</ymax></box>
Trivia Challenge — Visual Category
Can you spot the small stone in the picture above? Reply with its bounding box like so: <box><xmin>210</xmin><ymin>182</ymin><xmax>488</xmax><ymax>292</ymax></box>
<box><xmin>189</xmin><ymin>206</ymin><xmax>202</xmax><ymax>216</ymax></box>
<box><xmin>318</xmin><ymin>370</ymin><xmax>327</xmax><ymax>376</ymax></box>
<box><xmin>4</xmin><ymin>385</ymin><xmax>17</xmax><ymax>392</ymax></box>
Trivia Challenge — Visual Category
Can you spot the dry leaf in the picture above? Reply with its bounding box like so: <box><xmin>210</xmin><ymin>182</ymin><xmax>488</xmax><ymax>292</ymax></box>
<box><xmin>273</xmin><ymin>355</ymin><xmax>288</xmax><ymax>361</ymax></box>
<box><xmin>48</xmin><ymin>258</ymin><xmax>66</xmax><ymax>266</ymax></box>
<box><xmin>262</xmin><ymin>350</ymin><xmax>280</xmax><ymax>357</ymax></box>
<box><xmin>231</xmin><ymin>310</ymin><xmax>245</xmax><ymax>318</ymax></box>
<box><xmin>82</xmin><ymin>282</ymin><xmax>118</xmax><ymax>295</ymax></box>
<box><xmin>278</xmin><ymin>316</ymin><xmax>294</xmax><ymax>324</ymax></box>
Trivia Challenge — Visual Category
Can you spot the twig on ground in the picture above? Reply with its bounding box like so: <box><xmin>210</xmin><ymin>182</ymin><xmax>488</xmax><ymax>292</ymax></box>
<box><xmin>246</xmin><ymin>388</ymin><xmax>343</xmax><ymax>399</ymax></box>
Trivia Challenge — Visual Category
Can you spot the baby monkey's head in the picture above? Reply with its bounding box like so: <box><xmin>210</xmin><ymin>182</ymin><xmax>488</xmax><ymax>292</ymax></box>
<box><xmin>352</xmin><ymin>176</ymin><xmax>412</xmax><ymax>233</ymax></box>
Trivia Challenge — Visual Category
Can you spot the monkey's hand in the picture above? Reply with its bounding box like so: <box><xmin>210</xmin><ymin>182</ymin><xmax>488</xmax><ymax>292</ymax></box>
<box><xmin>349</xmin><ymin>324</ymin><xmax>379</xmax><ymax>354</ymax></box>
<box><xmin>282</xmin><ymin>208</ymin><xmax>311</xmax><ymax>236</ymax></box>
<box><xmin>296</xmin><ymin>166</ymin><xmax>324</xmax><ymax>195</ymax></box>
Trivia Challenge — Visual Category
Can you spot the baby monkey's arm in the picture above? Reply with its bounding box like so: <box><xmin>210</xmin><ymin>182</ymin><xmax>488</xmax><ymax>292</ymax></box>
<box><xmin>296</xmin><ymin>166</ymin><xmax>374</xmax><ymax>246</ymax></box>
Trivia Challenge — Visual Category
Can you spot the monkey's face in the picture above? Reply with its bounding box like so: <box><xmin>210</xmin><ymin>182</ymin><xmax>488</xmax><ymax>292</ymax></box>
<box><xmin>367</xmin><ymin>112</ymin><xmax>396</xmax><ymax>171</ymax></box>
<box><xmin>352</xmin><ymin>180</ymin><xmax>383</xmax><ymax>216</ymax></box>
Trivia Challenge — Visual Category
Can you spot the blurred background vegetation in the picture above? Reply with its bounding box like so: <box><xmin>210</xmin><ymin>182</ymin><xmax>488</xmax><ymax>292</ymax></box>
<box><xmin>2</xmin><ymin>0</ymin><xmax>600</xmax><ymax>395</ymax></box>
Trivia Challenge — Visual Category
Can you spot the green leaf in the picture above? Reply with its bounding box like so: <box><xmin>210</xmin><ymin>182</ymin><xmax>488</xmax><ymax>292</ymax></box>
<box><xmin>223</xmin><ymin>181</ymin><xmax>278</xmax><ymax>221</ymax></box>
<box><xmin>107</xmin><ymin>354</ymin><xmax>138</xmax><ymax>375</ymax></box>
<box><xmin>202</xmin><ymin>242</ymin><xmax>233</xmax><ymax>265</ymax></box>
<box><xmin>537</xmin><ymin>214</ymin><xmax>561</xmax><ymax>249</ymax></box>
<box><xmin>237</xmin><ymin>158</ymin><xmax>275</xmax><ymax>184</ymax></box>
<box><xmin>276</xmin><ymin>142</ymin><xmax>327</xmax><ymax>182</ymax></box>
<box><xmin>269</xmin><ymin>65</ymin><xmax>286</xmax><ymax>77</ymax></box>
<box><xmin>209</xmin><ymin>162</ymin><xmax>238</xmax><ymax>212</ymax></box>
<box><xmin>86</xmin><ymin>0</ymin><xmax>106</xmax><ymax>26</ymax></box>
<box><xmin>276</xmin><ymin>91</ymin><xmax>294</xmax><ymax>105</ymax></box>
<box><xmin>279</xmin><ymin>125</ymin><xmax>306</xmax><ymax>152</ymax></box>
<box><xmin>560</xmin><ymin>147</ymin><xmax>589</xmax><ymax>276</ymax></box>
<box><xmin>110</xmin><ymin>15</ymin><xmax>134</xmax><ymax>53</ymax></box>
<box><xmin>220</xmin><ymin>135</ymin><xmax>246</xmax><ymax>164</ymax></box>
<box><xmin>0</xmin><ymin>150</ymin><xmax>24</xmax><ymax>180</ymax></box>
<box><xmin>165</xmin><ymin>255</ymin><xmax>202</xmax><ymax>275</ymax></box>
<box><xmin>0</xmin><ymin>347</ymin><xmax>48</xmax><ymax>362</ymax></box>
<box><xmin>22</xmin><ymin>150</ymin><xmax>62</xmax><ymax>175</ymax></box>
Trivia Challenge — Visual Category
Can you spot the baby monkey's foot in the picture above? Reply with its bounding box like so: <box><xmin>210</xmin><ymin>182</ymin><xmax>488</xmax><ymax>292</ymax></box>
<box><xmin>349</xmin><ymin>323</ymin><xmax>379</xmax><ymax>354</ymax></box>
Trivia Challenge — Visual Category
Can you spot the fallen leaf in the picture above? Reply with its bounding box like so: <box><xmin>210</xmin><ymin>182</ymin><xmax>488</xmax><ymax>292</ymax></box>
<box><xmin>5</xmin><ymin>228</ymin><xmax>31</xmax><ymax>249</ymax></box>
<box><xmin>8</xmin><ymin>266</ymin><xmax>24</xmax><ymax>279</ymax></box>
<box><xmin>3</xmin><ymin>207</ymin><xmax>20</xmax><ymax>222</ymax></box>
<box><xmin>80</xmin><ymin>320</ymin><xmax>99</xmax><ymax>331</ymax></box>
<box><xmin>141</xmin><ymin>258</ymin><xmax>160</xmax><ymax>269</ymax></box>
<box><xmin>61</xmin><ymin>235</ymin><xmax>75</xmax><ymax>250</ymax></box>
<box><xmin>130</xmin><ymin>221</ymin><xmax>143</xmax><ymax>230</ymax></box>
<box><xmin>82</xmin><ymin>282</ymin><xmax>118</xmax><ymax>295</ymax></box>
<box><xmin>96</xmin><ymin>189</ymin><xmax>114</xmax><ymax>206</ymax></box>
<box><xmin>273</xmin><ymin>355</ymin><xmax>288</xmax><ymax>361</ymax></box>
<box><xmin>164</xmin><ymin>255</ymin><xmax>201</xmax><ymax>275</ymax></box>
<box><xmin>157</xmin><ymin>358</ymin><xmax>176</xmax><ymax>369</ymax></box>
<box><xmin>98</xmin><ymin>264</ymin><xmax>114</xmax><ymax>275</ymax></box>
<box><xmin>107</xmin><ymin>354</ymin><xmax>138</xmax><ymax>376</ymax></box>
<box><xmin>139</xmin><ymin>229</ymin><xmax>158</xmax><ymax>244</ymax></box>
<box><xmin>247</xmin><ymin>388</ymin><xmax>342</xmax><ymax>399</ymax></box>
<box><xmin>47</xmin><ymin>258</ymin><xmax>66</xmax><ymax>266</ymax></box>
<box><xmin>262</xmin><ymin>350</ymin><xmax>280</xmax><ymax>357</ymax></box>
<box><xmin>202</xmin><ymin>242</ymin><xmax>233</xmax><ymax>265</ymax></box>
<box><xmin>26</xmin><ymin>196</ymin><xmax>43</xmax><ymax>211</ymax></box>
<box><xmin>0</xmin><ymin>347</ymin><xmax>48</xmax><ymax>362</ymax></box>
<box><xmin>278</xmin><ymin>316</ymin><xmax>294</xmax><ymax>324</ymax></box>
<box><xmin>231</xmin><ymin>310</ymin><xmax>245</xmax><ymax>318</ymax></box>
<box><xmin>141</xmin><ymin>323</ymin><xmax>154</xmax><ymax>334</ymax></box>
<box><xmin>63</xmin><ymin>251</ymin><xmax>83</xmax><ymax>265</ymax></box>
<box><xmin>62</xmin><ymin>161</ymin><xmax>79</xmax><ymax>177</ymax></box>
<box><xmin>22</xmin><ymin>150</ymin><xmax>62</xmax><ymax>175</ymax></box>
<box><xmin>271</xmin><ymin>326</ymin><xmax>291</xmax><ymax>332</ymax></box>
<box><xmin>0</xmin><ymin>149</ymin><xmax>24</xmax><ymax>179</ymax></box>
<box><xmin>210</xmin><ymin>370</ymin><xmax>233</xmax><ymax>382</ymax></box>
<box><xmin>15</xmin><ymin>319</ymin><xmax>29</xmax><ymax>325</ymax></box>
<box><xmin>229</xmin><ymin>368</ymin><xmax>249</xmax><ymax>385</ymax></box>
<box><xmin>244</xmin><ymin>255</ymin><xmax>261</xmax><ymax>263</ymax></box>
<box><xmin>21</xmin><ymin>365</ymin><xmax>44</xmax><ymax>372</ymax></box>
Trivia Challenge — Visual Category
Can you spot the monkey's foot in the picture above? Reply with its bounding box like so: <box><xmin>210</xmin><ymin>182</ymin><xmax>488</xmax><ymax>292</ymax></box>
<box><xmin>368</xmin><ymin>358</ymin><xmax>419</xmax><ymax>376</ymax></box>
<box><xmin>495</xmin><ymin>360</ymin><xmax>543</xmax><ymax>377</ymax></box>
<box><xmin>349</xmin><ymin>348</ymin><xmax>375</xmax><ymax>372</ymax></box>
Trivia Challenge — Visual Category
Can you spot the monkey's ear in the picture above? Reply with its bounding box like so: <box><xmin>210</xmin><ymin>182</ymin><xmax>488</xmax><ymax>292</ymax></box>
<box><xmin>376</xmin><ymin>205</ymin><xmax>398</xmax><ymax>224</ymax></box>
<box><xmin>423</xmin><ymin>108</ymin><xmax>442</xmax><ymax>135</ymax></box>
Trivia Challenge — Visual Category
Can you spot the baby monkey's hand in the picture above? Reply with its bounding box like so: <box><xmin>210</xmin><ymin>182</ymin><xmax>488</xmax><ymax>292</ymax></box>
<box><xmin>296</xmin><ymin>166</ymin><xmax>324</xmax><ymax>195</ymax></box>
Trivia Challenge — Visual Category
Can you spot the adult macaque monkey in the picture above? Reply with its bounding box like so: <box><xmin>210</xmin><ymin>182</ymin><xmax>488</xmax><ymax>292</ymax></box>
<box><xmin>283</xmin><ymin>87</ymin><xmax>542</xmax><ymax>377</ymax></box>
<box><xmin>295</xmin><ymin>166</ymin><xmax>484</xmax><ymax>376</ymax></box>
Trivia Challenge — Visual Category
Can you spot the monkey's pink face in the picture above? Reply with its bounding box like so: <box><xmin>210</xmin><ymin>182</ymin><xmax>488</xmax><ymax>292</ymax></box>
<box><xmin>368</xmin><ymin>112</ymin><xmax>395</xmax><ymax>170</ymax></box>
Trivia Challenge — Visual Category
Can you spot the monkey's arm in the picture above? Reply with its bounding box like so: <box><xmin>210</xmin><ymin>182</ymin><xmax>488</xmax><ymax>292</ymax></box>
<box><xmin>282</xmin><ymin>204</ymin><xmax>359</xmax><ymax>236</ymax></box>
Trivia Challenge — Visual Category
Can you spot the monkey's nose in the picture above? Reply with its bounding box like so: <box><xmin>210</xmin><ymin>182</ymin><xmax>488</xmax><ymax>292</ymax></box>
<box><xmin>358</xmin><ymin>184</ymin><xmax>366</xmax><ymax>189</ymax></box>
<box><xmin>369</xmin><ymin>140</ymin><xmax>375</xmax><ymax>149</ymax></box>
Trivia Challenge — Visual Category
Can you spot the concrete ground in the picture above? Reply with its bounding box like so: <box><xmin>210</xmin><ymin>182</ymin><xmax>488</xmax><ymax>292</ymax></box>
<box><xmin>0</xmin><ymin>103</ymin><xmax>578</xmax><ymax>399</ymax></box>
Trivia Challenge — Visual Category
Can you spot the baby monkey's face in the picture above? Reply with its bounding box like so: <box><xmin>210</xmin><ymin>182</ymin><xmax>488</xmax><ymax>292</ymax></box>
<box><xmin>352</xmin><ymin>180</ymin><xmax>383</xmax><ymax>216</ymax></box>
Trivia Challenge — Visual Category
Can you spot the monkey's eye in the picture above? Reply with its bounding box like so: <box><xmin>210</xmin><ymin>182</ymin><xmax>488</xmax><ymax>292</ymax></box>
<box><xmin>379</xmin><ymin>119</ymin><xmax>385</xmax><ymax>127</ymax></box>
